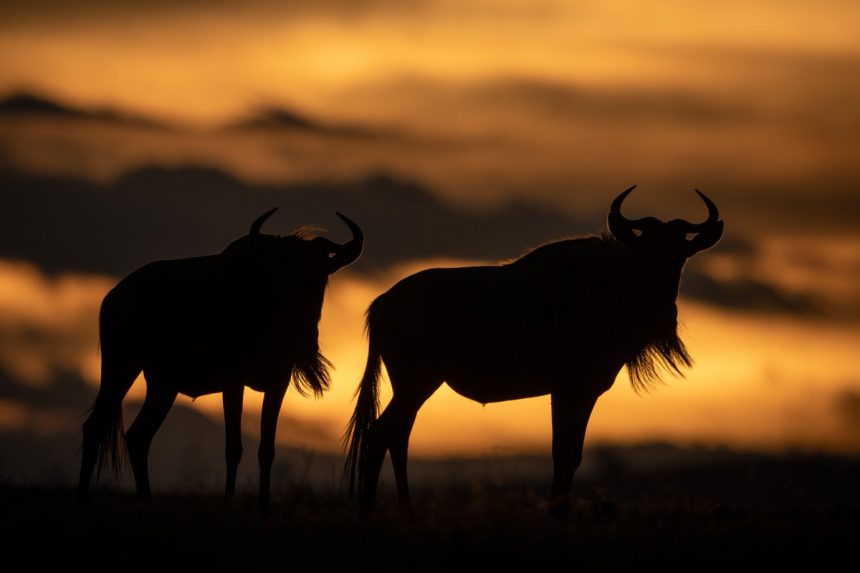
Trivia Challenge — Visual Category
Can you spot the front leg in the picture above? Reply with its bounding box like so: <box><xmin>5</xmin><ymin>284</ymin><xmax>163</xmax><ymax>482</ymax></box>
<box><xmin>549</xmin><ymin>392</ymin><xmax>597</xmax><ymax>518</ymax></box>
<box><xmin>223</xmin><ymin>384</ymin><xmax>244</xmax><ymax>500</ymax></box>
<box><xmin>258</xmin><ymin>384</ymin><xmax>287</xmax><ymax>514</ymax></box>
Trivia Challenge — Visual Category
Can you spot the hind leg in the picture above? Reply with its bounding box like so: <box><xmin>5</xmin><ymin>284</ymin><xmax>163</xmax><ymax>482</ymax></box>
<box><xmin>387</xmin><ymin>398</ymin><xmax>423</xmax><ymax>515</ymax></box>
<box><xmin>359</xmin><ymin>412</ymin><xmax>387</xmax><ymax>514</ymax></box>
<box><xmin>360</xmin><ymin>373</ymin><xmax>438</xmax><ymax>515</ymax></box>
<box><xmin>78</xmin><ymin>359</ymin><xmax>139</xmax><ymax>499</ymax></box>
<box><xmin>125</xmin><ymin>381</ymin><xmax>177</xmax><ymax>498</ymax></box>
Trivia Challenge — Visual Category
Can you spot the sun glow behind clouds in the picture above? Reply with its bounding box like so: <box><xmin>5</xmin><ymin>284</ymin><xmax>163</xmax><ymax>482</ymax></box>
<box><xmin>1</xmin><ymin>0</ymin><xmax>859</xmax><ymax>124</ymax></box>
<box><xmin>210</xmin><ymin>264</ymin><xmax>860</xmax><ymax>456</ymax></box>
<box><xmin>306</xmin><ymin>268</ymin><xmax>860</xmax><ymax>456</ymax></box>
<box><xmin>0</xmin><ymin>0</ymin><xmax>859</xmax><ymax>458</ymax></box>
<box><xmin>2</xmin><ymin>257</ymin><xmax>856</xmax><ymax>455</ymax></box>
<box><xmin>0</xmin><ymin>259</ymin><xmax>108</xmax><ymax>383</ymax></box>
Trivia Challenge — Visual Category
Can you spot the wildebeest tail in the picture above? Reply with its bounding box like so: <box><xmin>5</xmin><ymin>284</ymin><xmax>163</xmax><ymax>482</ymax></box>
<box><xmin>342</xmin><ymin>311</ymin><xmax>382</xmax><ymax>497</ymax></box>
<box><xmin>82</xmin><ymin>294</ymin><xmax>137</xmax><ymax>480</ymax></box>
<box><xmin>85</xmin><ymin>386</ymin><xmax>128</xmax><ymax>479</ymax></box>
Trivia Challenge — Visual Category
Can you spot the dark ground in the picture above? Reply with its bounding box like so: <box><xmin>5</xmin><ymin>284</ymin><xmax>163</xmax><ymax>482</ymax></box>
<box><xmin>2</xmin><ymin>450</ymin><xmax>857</xmax><ymax>570</ymax></box>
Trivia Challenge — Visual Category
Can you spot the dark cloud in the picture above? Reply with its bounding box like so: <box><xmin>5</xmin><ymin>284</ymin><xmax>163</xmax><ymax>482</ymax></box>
<box><xmin>0</xmin><ymin>92</ymin><xmax>170</xmax><ymax>129</ymax></box>
<box><xmin>2</xmin><ymin>90</ymin><xmax>859</xmax><ymax>239</ymax></box>
<box><xmin>374</xmin><ymin>67</ymin><xmax>860</xmax><ymax>139</ymax></box>
<box><xmin>0</xmin><ymin>165</ymin><xmax>840</xmax><ymax>319</ymax></box>
<box><xmin>728</xmin><ymin>182</ymin><xmax>860</xmax><ymax>236</ymax></box>
<box><xmin>0</xmin><ymin>0</ymin><xmax>425</xmax><ymax>25</ymax></box>
<box><xmin>0</xmin><ymin>366</ymin><xmax>93</xmax><ymax>412</ymax></box>
<box><xmin>224</xmin><ymin>104</ymin><xmax>394</xmax><ymax>141</ymax></box>
<box><xmin>706</xmin><ymin>235</ymin><xmax>759</xmax><ymax>258</ymax></box>
<box><xmin>0</xmin><ymin>166</ymin><xmax>596</xmax><ymax>277</ymax></box>
<box><xmin>464</xmin><ymin>46</ymin><xmax>860</xmax><ymax>137</ymax></box>
<box><xmin>681</xmin><ymin>270</ymin><xmax>820</xmax><ymax>316</ymax></box>
<box><xmin>834</xmin><ymin>389</ymin><xmax>860</xmax><ymax>436</ymax></box>
<box><xmin>469</xmin><ymin>78</ymin><xmax>762</xmax><ymax>127</ymax></box>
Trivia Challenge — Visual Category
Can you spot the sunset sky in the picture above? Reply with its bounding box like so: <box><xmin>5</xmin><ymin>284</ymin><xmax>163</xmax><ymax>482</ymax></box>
<box><xmin>1</xmin><ymin>1</ymin><xmax>859</xmax><ymax>484</ymax></box>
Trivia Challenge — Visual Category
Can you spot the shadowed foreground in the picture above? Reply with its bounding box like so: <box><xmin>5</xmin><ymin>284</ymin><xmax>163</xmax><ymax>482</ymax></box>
<box><xmin>3</xmin><ymin>452</ymin><xmax>857</xmax><ymax>569</ymax></box>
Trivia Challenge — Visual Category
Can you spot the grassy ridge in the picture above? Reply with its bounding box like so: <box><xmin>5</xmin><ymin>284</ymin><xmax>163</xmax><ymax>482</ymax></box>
<box><xmin>3</xmin><ymin>453</ymin><xmax>857</xmax><ymax>569</ymax></box>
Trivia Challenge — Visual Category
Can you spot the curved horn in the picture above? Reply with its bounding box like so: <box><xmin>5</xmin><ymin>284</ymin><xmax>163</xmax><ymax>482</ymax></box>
<box><xmin>328</xmin><ymin>212</ymin><xmax>364</xmax><ymax>271</ymax></box>
<box><xmin>676</xmin><ymin>189</ymin><xmax>720</xmax><ymax>232</ymax></box>
<box><xmin>693</xmin><ymin>189</ymin><xmax>719</xmax><ymax>227</ymax></box>
<box><xmin>250</xmin><ymin>207</ymin><xmax>278</xmax><ymax>236</ymax></box>
<box><xmin>610</xmin><ymin>185</ymin><xmax>637</xmax><ymax>221</ymax></box>
<box><xmin>608</xmin><ymin>185</ymin><xmax>642</xmax><ymax>246</ymax></box>
<box><xmin>685</xmin><ymin>190</ymin><xmax>724</xmax><ymax>255</ymax></box>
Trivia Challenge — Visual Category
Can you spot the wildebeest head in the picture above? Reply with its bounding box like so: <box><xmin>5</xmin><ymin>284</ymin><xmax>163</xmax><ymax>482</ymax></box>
<box><xmin>241</xmin><ymin>207</ymin><xmax>365</xmax><ymax>275</ymax></box>
<box><xmin>219</xmin><ymin>208</ymin><xmax>364</xmax><ymax>396</ymax></box>
<box><xmin>608</xmin><ymin>185</ymin><xmax>724</xmax><ymax>262</ymax></box>
<box><xmin>606</xmin><ymin>186</ymin><xmax>723</xmax><ymax>390</ymax></box>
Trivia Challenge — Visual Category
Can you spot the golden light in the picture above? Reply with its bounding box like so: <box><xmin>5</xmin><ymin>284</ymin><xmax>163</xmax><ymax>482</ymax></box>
<box><xmin>0</xmin><ymin>0</ymin><xmax>858</xmax><ymax>462</ymax></box>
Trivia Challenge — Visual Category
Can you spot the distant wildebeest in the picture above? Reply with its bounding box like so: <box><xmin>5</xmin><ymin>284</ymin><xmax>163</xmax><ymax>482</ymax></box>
<box><xmin>78</xmin><ymin>209</ymin><xmax>363</xmax><ymax>511</ymax></box>
<box><xmin>344</xmin><ymin>187</ymin><xmax>723</xmax><ymax>516</ymax></box>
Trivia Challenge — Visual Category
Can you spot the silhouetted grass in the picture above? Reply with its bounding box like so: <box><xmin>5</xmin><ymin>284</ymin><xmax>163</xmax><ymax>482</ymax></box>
<box><xmin>3</xmin><ymin>452</ymin><xmax>858</xmax><ymax>570</ymax></box>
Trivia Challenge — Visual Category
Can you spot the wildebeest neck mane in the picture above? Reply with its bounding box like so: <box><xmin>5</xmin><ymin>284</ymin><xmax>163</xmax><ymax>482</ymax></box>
<box><xmin>604</xmin><ymin>233</ymin><xmax>693</xmax><ymax>392</ymax></box>
<box><xmin>514</xmin><ymin>233</ymin><xmax>692</xmax><ymax>392</ymax></box>
<box><xmin>221</xmin><ymin>232</ymin><xmax>333</xmax><ymax>397</ymax></box>
<box><xmin>290</xmin><ymin>344</ymin><xmax>332</xmax><ymax>398</ymax></box>
<box><xmin>626</xmin><ymin>316</ymin><xmax>691</xmax><ymax>392</ymax></box>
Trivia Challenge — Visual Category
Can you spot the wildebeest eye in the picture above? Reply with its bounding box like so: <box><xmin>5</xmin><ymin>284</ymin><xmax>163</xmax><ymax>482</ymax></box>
<box><xmin>328</xmin><ymin>252</ymin><xmax>337</xmax><ymax>258</ymax></box>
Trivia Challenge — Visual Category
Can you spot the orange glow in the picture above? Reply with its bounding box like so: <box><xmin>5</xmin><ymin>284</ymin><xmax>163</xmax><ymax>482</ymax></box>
<box><xmin>1</xmin><ymin>0</ymin><xmax>859</xmax><ymax>461</ymax></box>
<box><xmin>302</xmin><ymin>265</ymin><xmax>860</xmax><ymax>456</ymax></box>
<box><xmin>2</xmin><ymin>258</ymin><xmax>856</xmax><ymax>455</ymax></box>
<box><xmin>2</xmin><ymin>1</ymin><xmax>859</xmax><ymax>123</ymax></box>
<box><xmin>0</xmin><ymin>259</ymin><xmax>109</xmax><ymax>383</ymax></box>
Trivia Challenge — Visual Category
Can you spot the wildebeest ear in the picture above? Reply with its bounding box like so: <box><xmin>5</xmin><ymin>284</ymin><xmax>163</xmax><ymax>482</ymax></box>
<box><xmin>686</xmin><ymin>220</ymin><xmax>724</xmax><ymax>255</ymax></box>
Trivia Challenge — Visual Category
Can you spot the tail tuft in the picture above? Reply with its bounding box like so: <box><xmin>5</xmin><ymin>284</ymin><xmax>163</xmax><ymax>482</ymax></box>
<box><xmin>80</xmin><ymin>286</ymin><xmax>136</xmax><ymax>494</ymax></box>
<box><xmin>79</xmin><ymin>387</ymin><xmax>128</xmax><ymax>490</ymax></box>
<box><xmin>92</xmin><ymin>391</ymin><xmax>128</xmax><ymax>479</ymax></box>
<box><xmin>342</xmin><ymin>316</ymin><xmax>382</xmax><ymax>497</ymax></box>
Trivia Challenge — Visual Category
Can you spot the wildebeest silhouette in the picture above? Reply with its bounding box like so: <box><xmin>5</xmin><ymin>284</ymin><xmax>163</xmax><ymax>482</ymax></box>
<box><xmin>78</xmin><ymin>209</ymin><xmax>364</xmax><ymax>511</ymax></box>
<box><xmin>344</xmin><ymin>187</ymin><xmax>723</xmax><ymax>516</ymax></box>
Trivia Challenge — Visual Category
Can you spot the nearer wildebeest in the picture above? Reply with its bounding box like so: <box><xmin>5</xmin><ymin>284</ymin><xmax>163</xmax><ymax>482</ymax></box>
<box><xmin>344</xmin><ymin>187</ymin><xmax>723</xmax><ymax>516</ymax></box>
<box><xmin>78</xmin><ymin>209</ymin><xmax>363</xmax><ymax>511</ymax></box>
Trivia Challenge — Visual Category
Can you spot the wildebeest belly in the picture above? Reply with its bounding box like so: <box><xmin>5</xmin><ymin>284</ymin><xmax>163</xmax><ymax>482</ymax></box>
<box><xmin>444</xmin><ymin>371</ymin><xmax>554</xmax><ymax>403</ymax></box>
<box><xmin>428</xmin><ymin>323</ymin><xmax>622</xmax><ymax>402</ymax></box>
<box><xmin>141</xmin><ymin>335</ymin><xmax>293</xmax><ymax>398</ymax></box>
<box><xmin>441</xmin><ymin>347</ymin><xmax>622</xmax><ymax>403</ymax></box>
<box><xmin>428</xmin><ymin>332</ymin><xmax>570</xmax><ymax>402</ymax></box>
<box><xmin>374</xmin><ymin>263</ymin><xmax>629</xmax><ymax>400</ymax></box>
